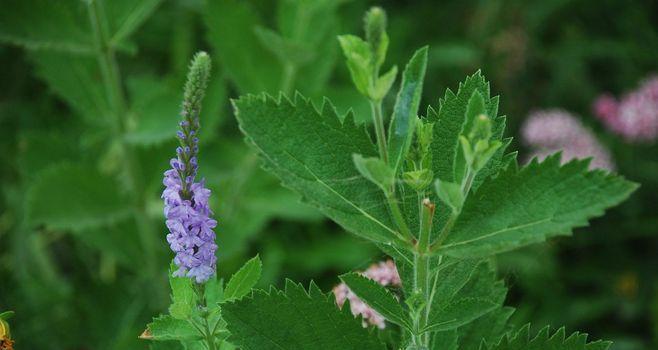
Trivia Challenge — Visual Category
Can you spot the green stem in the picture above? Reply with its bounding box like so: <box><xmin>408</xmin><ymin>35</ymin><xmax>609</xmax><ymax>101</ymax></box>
<box><xmin>280</xmin><ymin>63</ymin><xmax>297</xmax><ymax>96</ymax></box>
<box><xmin>87</xmin><ymin>0</ymin><xmax>157</xmax><ymax>275</ymax></box>
<box><xmin>386</xmin><ymin>193</ymin><xmax>413</xmax><ymax>242</ymax></box>
<box><xmin>369</xmin><ymin>100</ymin><xmax>389</xmax><ymax>164</ymax></box>
<box><xmin>412</xmin><ymin>251</ymin><xmax>431</xmax><ymax>347</ymax></box>
<box><xmin>194</xmin><ymin>284</ymin><xmax>217</xmax><ymax>350</ymax></box>
<box><xmin>417</xmin><ymin>198</ymin><xmax>435</xmax><ymax>253</ymax></box>
<box><xmin>430</xmin><ymin>166</ymin><xmax>477</xmax><ymax>252</ymax></box>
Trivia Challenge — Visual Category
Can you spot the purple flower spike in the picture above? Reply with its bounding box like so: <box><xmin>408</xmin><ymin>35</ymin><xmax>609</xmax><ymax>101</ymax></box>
<box><xmin>162</xmin><ymin>52</ymin><xmax>217</xmax><ymax>283</ymax></box>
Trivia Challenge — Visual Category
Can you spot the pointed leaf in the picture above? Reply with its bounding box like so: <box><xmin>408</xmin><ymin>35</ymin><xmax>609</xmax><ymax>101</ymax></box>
<box><xmin>233</xmin><ymin>93</ymin><xmax>402</xmax><ymax>245</ymax></box>
<box><xmin>223</xmin><ymin>255</ymin><xmax>262</xmax><ymax>301</ymax></box>
<box><xmin>435</xmin><ymin>155</ymin><xmax>639</xmax><ymax>258</ymax></box>
<box><xmin>484</xmin><ymin>324</ymin><xmax>611</xmax><ymax>350</ymax></box>
<box><xmin>388</xmin><ymin>46</ymin><xmax>428</xmax><ymax>172</ymax></box>
<box><xmin>340</xmin><ymin>272</ymin><xmax>411</xmax><ymax>329</ymax></box>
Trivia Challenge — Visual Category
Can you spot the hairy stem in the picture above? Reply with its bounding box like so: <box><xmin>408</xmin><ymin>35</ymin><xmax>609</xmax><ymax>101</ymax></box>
<box><xmin>87</xmin><ymin>0</ymin><xmax>157</xmax><ymax>275</ymax></box>
<box><xmin>194</xmin><ymin>284</ymin><xmax>217</xmax><ymax>350</ymax></box>
<box><xmin>430</xmin><ymin>166</ymin><xmax>477</xmax><ymax>252</ymax></box>
<box><xmin>369</xmin><ymin>100</ymin><xmax>389</xmax><ymax>164</ymax></box>
<box><xmin>418</xmin><ymin>198</ymin><xmax>435</xmax><ymax>253</ymax></box>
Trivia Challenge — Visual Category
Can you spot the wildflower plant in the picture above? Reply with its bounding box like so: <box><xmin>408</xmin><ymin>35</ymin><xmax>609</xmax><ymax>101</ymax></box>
<box><xmin>146</xmin><ymin>8</ymin><xmax>638</xmax><ymax>350</ymax></box>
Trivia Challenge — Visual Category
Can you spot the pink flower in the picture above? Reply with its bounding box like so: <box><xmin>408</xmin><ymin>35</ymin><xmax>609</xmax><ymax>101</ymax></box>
<box><xmin>521</xmin><ymin>109</ymin><xmax>615</xmax><ymax>171</ymax></box>
<box><xmin>593</xmin><ymin>76</ymin><xmax>658</xmax><ymax>142</ymax></box>
<box><xmin>333</xmin><ymin>260</ymin><xmax>401</xmax><ymax>329</ymax></box>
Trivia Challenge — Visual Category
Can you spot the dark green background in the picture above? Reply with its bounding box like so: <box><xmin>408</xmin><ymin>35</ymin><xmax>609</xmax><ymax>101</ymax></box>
<box><xmin>0</xmin><ymin>0</ymin><xmax>656</xmax><ymax>349</ymax></box>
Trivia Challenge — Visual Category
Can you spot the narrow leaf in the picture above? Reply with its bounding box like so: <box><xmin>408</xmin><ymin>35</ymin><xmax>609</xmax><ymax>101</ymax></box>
<box><xmin>223</xmin><ymin>255</ymin><xmax>262</xmax><ymax>301</ymax></box>
<box><xmin>388</xmin><ymin>46</ymin><xmax>428</xmax><ymax>172</ymax></box>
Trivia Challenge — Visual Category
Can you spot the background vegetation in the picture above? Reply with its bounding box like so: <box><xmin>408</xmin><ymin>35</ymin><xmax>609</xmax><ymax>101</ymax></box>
<box><xmin>0</xmin><ymin>0</ymin><xmax>656</xmax><ymax>349</ymax></box>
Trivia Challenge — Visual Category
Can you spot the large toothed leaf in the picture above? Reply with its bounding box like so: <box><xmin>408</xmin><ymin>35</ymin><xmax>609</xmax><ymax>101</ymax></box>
<box><xmin>435</xmin><ymin>155</ymin><xmax>638</xmax><ymax>258</ymax></box>
<box><xmin>431</xmin><ymin>307</ymin><xmax>514</xmax><ymax>350</ymax></box>
<box><xmin>233</xmin><ymin>93</ymin><xmax>402</xmax><ymax>245</ymax></box>
<box><xmin>25</xmin><ymin>163</ymin><xmax>132</xmax><ymax>231</ymax></box>
<box><xmin>222</xmin><ymin>280</ymin><xmax>386</xmax><ymax>350</ymax></box>
<box><xmin>388</xmin><ymin>46</ymin><xmax>428</xmax><ymax>173</ymax></box>
<box><xmin>427</xmin><ymin>259</ymin><xmax>506</xmax><ymax>332</ymax></box>
<box><xmin>340</xmin><ymin>272</ymin><xmax>411</xmax><ymax>329</ymax></box>
<box><xmin>484</xmin><ymin>324</ymin><xmax>611</xmax><ymax>350</ymax></box>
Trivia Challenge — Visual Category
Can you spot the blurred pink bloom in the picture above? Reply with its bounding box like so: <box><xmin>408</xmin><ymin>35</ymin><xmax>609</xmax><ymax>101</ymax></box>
<box><xmin>593</xmin><ymin>77</ymin><xmax>658</xmax><ymax>142</ymax></box>
<box><xmin>521</xmin><ymin>109</ymin><xmax>615</xmax><ymax>171</ymax></box>
<box><xmin>333</xmin><ymin>260</ymin><xmax>401</xmax><ymax>329</ymax></box>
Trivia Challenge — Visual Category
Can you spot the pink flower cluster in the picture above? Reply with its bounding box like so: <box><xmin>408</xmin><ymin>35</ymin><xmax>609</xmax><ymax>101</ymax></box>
<box><xmin>333</xmin><ymin>260</ymin><xmax>401</xmax><ymax>329</ymax></box>
<box><xmin>593</xmin><ymin>76</ymin><xmax>658</xmax><ymax>142</ymax></box>
<box><xmin>521</xmin><ymin>109</ymin><xmax>615</xmax><ymax>171</ymax></box>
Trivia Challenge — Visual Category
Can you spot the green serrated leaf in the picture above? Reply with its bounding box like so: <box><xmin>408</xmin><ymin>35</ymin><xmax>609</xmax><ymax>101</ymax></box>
<box><xmin>222</xmin><ymin>280</ymin><xmax>386</xmax><ymax>350</ymax></box>
<box><xmin>388</xmin><ymin>46</ymin><xmax>428</xmax><ymax>173</ymax></box>
<box><xmin>223</xmin><ymin>255</ymin><xmax>262</xmax><ymax>301</ymax></box>
<box><xmin>484</xmin><ymin>324</ymin><xmax>611</xmax><ymax>350</ymax></box>
<box><xmin>431</xmin><ymin>307</ymin><xmax>514</xmax><ymax>350</ymax></box>
<box><xmin>169</xmin><ymin>265</ymin><xmax>197</xmax><ymax>319</ymax></box>
<box><xmin>427</xmin><ymin>259</ymin><xmax>506</xmax><ymax>332</ymax></box>
<box><xmin>25</xmin><ymin>163</ymin><xmax>132</xmax><ymax>231</ymax></box>
<box><xmin>435</xmin><ymin>155</ymin><xmax>639</xmax><ymax>258</ymax></box>
<box><xmin>233</xmin><ymin>93</ymin><xmax>402</xmax><ymax>245</ymax></box>
<box><xmin>146</xmin><ymin>315</ymin><xmax>202</xmax><ymax>341</ymax></box>
<box><xmin>339</xmin><ymin>272</ymin><xmax>412</xmax><ymax>329</ymax></box>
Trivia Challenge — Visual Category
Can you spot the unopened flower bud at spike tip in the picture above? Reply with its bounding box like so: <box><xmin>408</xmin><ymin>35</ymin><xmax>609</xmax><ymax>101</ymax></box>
<box><xmin>183</xmin><ymin>51</ymin><xmax>212</xmax><ymax>110</ymax></box>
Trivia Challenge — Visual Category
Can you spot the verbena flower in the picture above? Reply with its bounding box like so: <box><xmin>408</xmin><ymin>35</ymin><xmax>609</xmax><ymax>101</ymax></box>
<box><xmin>521</xmin><ymin>109</ymin><xmax>614</xmax><ymax>170</ymax></box>
<box><xmin>593</xmin><ymin>76</ymin><xmax>658</xmax><ymax>142</ymax></box>
<box><xmin>162</xmin><ymin>52</ymin><xmax>217</xmax><ymax>283</ymax></box>
<box><xmin>333</xmin><ymin>260</ymin><xmax>401</xmax><ymax>329</ymax></box>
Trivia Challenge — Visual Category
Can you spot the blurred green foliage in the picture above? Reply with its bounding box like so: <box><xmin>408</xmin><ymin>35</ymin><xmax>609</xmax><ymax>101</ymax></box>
<box><xmin>0</xmin><ymin>0</ymin><xmax>656</xmax><ymax>349</ymax></box>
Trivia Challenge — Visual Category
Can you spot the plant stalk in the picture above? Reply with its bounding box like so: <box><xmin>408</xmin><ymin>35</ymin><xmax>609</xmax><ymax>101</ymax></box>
<box><xmin>369</xmin><ymin>100</ymin><xmax>389</xmax><ymax>164</ymax></box>
<box><xmin>87</xmin><ymin>0</ymin><xmax>157</xmax><ymax>275</ymax></box>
